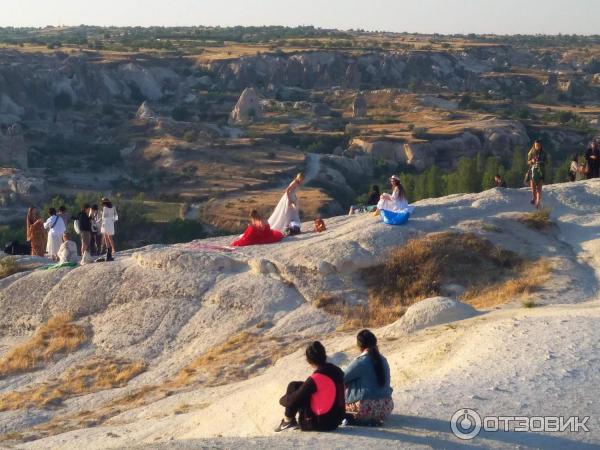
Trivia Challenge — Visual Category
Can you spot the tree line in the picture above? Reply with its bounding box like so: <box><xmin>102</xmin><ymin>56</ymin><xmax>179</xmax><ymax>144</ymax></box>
<box><xmin>367</xmin><ymin>147</ymin><xmax>573</xmax><ymax>204</ymax></box>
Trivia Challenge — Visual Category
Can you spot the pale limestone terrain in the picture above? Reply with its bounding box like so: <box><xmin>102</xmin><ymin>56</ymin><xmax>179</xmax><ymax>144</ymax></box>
<box><xmin>0</xmin><ymin>179</ymin><xmax>599</xmax><ymax>449</ymax></box>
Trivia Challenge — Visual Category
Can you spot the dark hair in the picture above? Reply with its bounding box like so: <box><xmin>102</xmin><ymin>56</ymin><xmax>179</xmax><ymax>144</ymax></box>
<box><xmin>572</xmin><ymin>153</ymin><xmax>579</xmax><ymax>162</ymax></box>
<box><xmin>103</xmin><ymin>200</ymin><xmax>113</xmax><ymax>208</ymax></box>
<box><xmin>395</xmin><ymin>182</ymin><xmax>407</xmax><ymax>200</ymax></box>
<box><xmin>371</xmin><ymin>185</ymin><xmax>380</xmax><ymax>194</ymax></box>
<box><xmin>48</xmin><ymin>207</ymin><xmax>57</xmax><ymax>216</ymax></box>
<box><xmin>91</xmin><ymin>204</ymin><xmax>99</xmax><ymax>210</ymax></box>
<box><xmin>357</xmin><ymin>329</ymin><xmax>386</xmax><ymax>387</ymax></box>
<box><xmin>59</xmin><ymin>205</ymin><xmax>66</xmax><ymax>213</ymax></box>
<box><xmin>305</xmin><ymin>341</ymin><xmax>327</xmax><ymax>366</ymax></box>
<box><xmin>82</xmin><ymin>203</ymin><xmax>91</xmax><ymax>211</ymax></box>
<box><xmin>495</xmin><ymin>174</ymin><xmax>502</xmax><ymax>178</ymax></box>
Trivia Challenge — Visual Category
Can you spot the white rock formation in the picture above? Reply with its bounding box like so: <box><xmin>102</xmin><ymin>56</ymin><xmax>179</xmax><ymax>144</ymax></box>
<box><xmin>119</xmin><ymin>63</ymin><xmax>163</xmax><ymax>101</ymax></box>
<box><xmin>229</xmin><ymin>87</ymin><xmax>262</xmax><ymax>125</ymax></box>
<box><xmin>383</xmin><ymin>296</ymin><xmax>479</xmax><ymax>336</ymax></box>
<box><xmin>352</xmin><ymin>92</ymin><xmax>367</xmax><ymax>118</ymax></box>
<box><xmin>135</xmin><ymin>101</ymin><xmax>158</xmax><ymax>121</ymax></box>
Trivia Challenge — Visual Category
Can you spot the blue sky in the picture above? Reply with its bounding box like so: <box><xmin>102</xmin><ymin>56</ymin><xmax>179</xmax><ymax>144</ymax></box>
<box><xmin>3</xmin><ymin>0</ymin><xmax>598</xmax><ymax>35</ymax></box>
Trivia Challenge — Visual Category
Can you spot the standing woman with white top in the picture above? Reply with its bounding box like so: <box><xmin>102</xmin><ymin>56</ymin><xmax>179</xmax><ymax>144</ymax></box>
<box><xmin>43</xmin><ymin>207</ymin><xmax>66</xmax><ymax>261</ymax></box>
<box><xmin>101</xmin><ymin>197</ymin><xmax>118</xmax><ymax>261</ymax></box>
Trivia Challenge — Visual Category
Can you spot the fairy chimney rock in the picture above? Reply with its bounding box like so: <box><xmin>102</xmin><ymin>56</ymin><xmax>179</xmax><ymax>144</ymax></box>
<box><xmin>352</xmin><ymin>93</ymin><xmax>367</xmax><ymax>118</ymax></box>
<box><xmin>229</xmin><ymin>87</ymin><xmax>262</xmax><ymax>125</ymax></box>
<box><xmin>136</xmin><ymin>101</ymin><xmax>157</xmax><ymax>121</ymax></box>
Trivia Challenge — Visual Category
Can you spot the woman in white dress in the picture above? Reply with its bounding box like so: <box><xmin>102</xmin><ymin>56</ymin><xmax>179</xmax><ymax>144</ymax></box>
<box><xmin>43</xmin><ymin>207</ymin><xmax>66</xmax><ymax>261</ymax></box>
<box><xmin>376</xmin><ymin>175</ymin><xmax>410</xmax><ymax>213</ymax></box>
<box><xmin>268</xmin><ymin>173</ymin><xmax>305</xmax><ymax>233</ymax></box>
<box><xmin>101</xmin><ymin>198</ymin><xmax>118</xmax><ymax>261</ymax></box>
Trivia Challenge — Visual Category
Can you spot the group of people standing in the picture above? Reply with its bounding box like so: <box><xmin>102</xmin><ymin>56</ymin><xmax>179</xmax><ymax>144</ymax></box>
<box><xmin>25</xmin><ymin>198</ymin><xmax>118</xmax><ymax>264</ymax></box>
<box><xmin>275</xmin><ymin>329</ymin><xmax>394</xmax><ymax>432</ymax></box>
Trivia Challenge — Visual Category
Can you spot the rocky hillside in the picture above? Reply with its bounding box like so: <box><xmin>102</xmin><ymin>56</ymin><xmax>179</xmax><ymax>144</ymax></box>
<box><xmin>0</xmin><ymin>179</ymin><xmax>599</xmax><ymax>448</ymax></box>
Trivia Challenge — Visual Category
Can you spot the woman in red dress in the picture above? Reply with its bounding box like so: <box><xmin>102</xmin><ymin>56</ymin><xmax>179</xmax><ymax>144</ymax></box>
<box><xmin>232</xmin><ymin>210</ymin><xmax>284</xmax><ymax>247</ymax></box>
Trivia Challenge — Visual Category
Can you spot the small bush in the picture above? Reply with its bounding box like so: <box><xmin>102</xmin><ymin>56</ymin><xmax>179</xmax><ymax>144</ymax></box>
<box><xmin>521</xmin><ymin>298</ymin><xmax>538</xmax><ymax>308</ymax></box>
<box><xmin>411</xmin><ymin>127</ymin><xmax>429</xmax><ymax>139</ymax></box>
<box><xmin>518</xmin><ymin>208</ymin><xmax>553</xmax><ymax>230</ymax></box>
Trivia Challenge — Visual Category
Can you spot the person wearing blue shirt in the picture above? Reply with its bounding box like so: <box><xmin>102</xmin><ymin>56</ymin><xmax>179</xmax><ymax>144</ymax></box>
<box><xmin>344</xmin><ymin>329</ymin><xmax>394</xmax><ymax>426</ymax></box>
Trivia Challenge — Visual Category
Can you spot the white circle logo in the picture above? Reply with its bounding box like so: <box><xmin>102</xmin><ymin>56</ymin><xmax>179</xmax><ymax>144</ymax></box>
<box><xmin>451</xmin><ymin>408</ymin><xmax>482</xmax><ymax>440</ymax></box>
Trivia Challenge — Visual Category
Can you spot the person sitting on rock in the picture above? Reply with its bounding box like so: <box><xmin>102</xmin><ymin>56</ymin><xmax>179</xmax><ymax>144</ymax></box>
<box><xmin>494</xmin><ymin>174</ymin><xmax>507</xmax><ymax>188</ymax></box>
<box><xmin>374</xmin><ymin>175</ymin><xmax>410</xmax><ymax>215</ymax></box>
<box><xmin>314</xmin><ymin>217</ymin><xmax>326</xmax><ymax>233</ymax></box>
<box><xmin>231</xmin><ymin>210</ymin><xmax>284</xmax><ymax>247</ymax></box>
<box><xmin>343</xmin><ymin>329</ymin><xmax>393</xmax><ymax>426</ymax></box>
<box><xmin>349</xmin><ymin>185</ymin><xmax>381</xmax><ymax>215</ymax></box>
<box><xmin>275</xmin><ymin>341</ymin><xmax>345</xmax><ymax>432</ymax></box>
<box><xmin>57</xmin><ymin>232</ymin><xmax>79</xmax><ymax>265</ymax></box>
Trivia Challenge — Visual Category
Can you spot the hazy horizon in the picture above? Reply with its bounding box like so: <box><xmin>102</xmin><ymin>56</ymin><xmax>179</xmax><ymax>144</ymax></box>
<box><xmin>2</xmin><ymin>0</ymin><xmax>599</xmax><ymax>35</ymax></box>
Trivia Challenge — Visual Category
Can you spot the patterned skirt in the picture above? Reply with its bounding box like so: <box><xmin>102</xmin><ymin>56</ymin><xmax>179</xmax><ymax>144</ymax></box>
<box><xmin>346</xmin><ymin>397</ymin><xmax>394</xmax><ymax>423</ymax></box>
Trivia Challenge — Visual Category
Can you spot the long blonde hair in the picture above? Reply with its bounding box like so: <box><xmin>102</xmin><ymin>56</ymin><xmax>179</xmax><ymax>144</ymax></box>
<box><xmin>295</xmin><ymin>172</ymin><xmax>305</xmax><ymax>182</ymax></box>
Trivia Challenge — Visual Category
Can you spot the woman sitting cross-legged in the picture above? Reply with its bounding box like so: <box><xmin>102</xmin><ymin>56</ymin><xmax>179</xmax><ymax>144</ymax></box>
<box><xmin>231</xmin><ymin>210</ymin><xmax>284</xmax><ymax>247</ymax></box>
<box><xmin>344</xmin><ymin>329</ymin><xmax>394</xmax><ymax>426</ymax></box>
<box><xmin>275</xmin><ymin>341</ymin><xmax>345</xmax><ymax>432</ymax></box>
<box><xmin>375</xmin><ymin>175</ymin><xmax>410</xmax><ymax>213</ymax></box>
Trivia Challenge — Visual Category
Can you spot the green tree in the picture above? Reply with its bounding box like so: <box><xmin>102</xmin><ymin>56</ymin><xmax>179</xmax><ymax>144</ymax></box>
<box><xmin>425</xmin><ymin>165</ymin><xmax>444</xmax><ymax>198</ymax></box>
<box><xmin>553</xmin><ymin>156</ymin><xmax>572</xmax><ymax>183</ymax></box>
<box><xmin>504</xmin><ymin>147</ymin><xmax>527</xmax><ymax>188</ymax></box>
<box><xmin>399</xmin><ymin>173</ymin><xmax>416</xmax><ymax>202</ymax></box>
<box><xmin>481</xmin><ymin>156</ymin><xmax>504</xmax><ymax>190</ymax></box>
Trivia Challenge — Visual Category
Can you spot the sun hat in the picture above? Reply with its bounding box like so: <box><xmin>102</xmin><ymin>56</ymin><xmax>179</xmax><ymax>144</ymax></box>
<box><xmin>390</xmin><ymin>175</ymin><xmax>399</xmax><ymax>181</ymax></box>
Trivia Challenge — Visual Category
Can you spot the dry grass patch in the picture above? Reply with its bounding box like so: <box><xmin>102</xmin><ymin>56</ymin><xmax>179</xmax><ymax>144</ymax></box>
<box><xmin>0</xmin><ymin>314</ymin><xmax>87</xmax><ymax>378</ymax></box>
<box><xmin>317</xmin><ymin>232</ymin><xmax>551</xmax><ymax>328</ymax></box>
<box><xmin>518</xmin><ymin>208</ymin><xmax>553</xmax><ymax>230</ymax></box>
<box><xmin>461</xmin><ymin>259</ymin><xmax>552</xmax><ymax>308</ymax></box>
<box><xmin>173</xmin><ymin>331</ymin><xmax>304</xmax><ymax>388</ymax></box>
<box><xmin>0</xmin><ymin>358</ymin><xmax>146</xmax><ymax>411</ymax></box>
<box><xmin>0</xmin><ymin>257</ymin><xmax>25</xmax><ymax>279</ymax></box>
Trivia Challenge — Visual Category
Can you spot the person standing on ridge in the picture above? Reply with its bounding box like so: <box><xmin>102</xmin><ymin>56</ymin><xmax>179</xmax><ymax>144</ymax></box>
<box><xmin>44</xmin><ymin>207</ymin><xmax>66</xmax><ymax>261</ymax></box>
<box><xmin>527</xmin><ymin>140</ymin><xmax>546</xmax><ymax>209</ymax></box>
<box><xmin>26</xmin><ymin>207</ymin><xmax>46</xmax><ymax>257</ymax></box>
<box><xmin>585</xmin><ymin>140</ymin><xmax>600</xmax><ymax>179</ymax></box>
<box><xmin>74</xmin><ymin>203</ymin><xmax>93</xmax><ymax>264</ymax></box>
<box><xmin>89</xmin><ymin>204</ymin><xmax>103</xmax><ymax>256</ymax></box>
<box><xmin>101</xmin><ymin>198</ymin><xmax>118</xmax><ymax>262</ymax></box>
